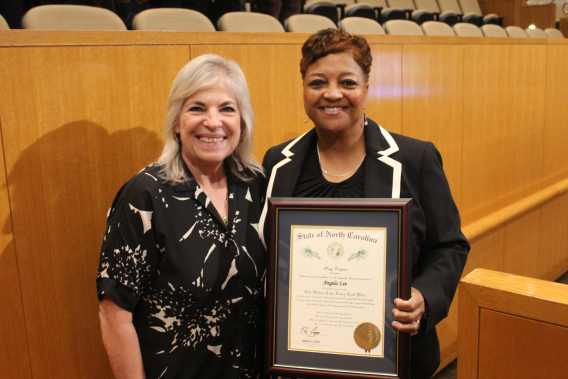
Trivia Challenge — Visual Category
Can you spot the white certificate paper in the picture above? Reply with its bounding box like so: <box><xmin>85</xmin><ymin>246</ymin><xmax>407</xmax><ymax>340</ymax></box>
<box><xmin>288</xmin><ymin>226</ymin><xmax>387</xmax><ymax>357</ymax></box>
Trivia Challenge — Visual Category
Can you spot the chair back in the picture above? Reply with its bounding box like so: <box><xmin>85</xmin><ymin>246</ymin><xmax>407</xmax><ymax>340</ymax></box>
<box><xmin>544</xmin><ymin>28</ymin><xmax>564</xmax><ymax>38</ymax></box>
<box><xmin>217</xmin><ymin>12</ymin><xmax>285</xmax><ymax>32</ymax></box>
<box><xmin>505</xmin><ymin>26</ymin><xmax>528</xmax><ymax>38</ymax></box>
<box><xmin>339</xmin><ymin>16</ymin><xmax>386</xmax><ymax>34</ymax></box>
<box><xmin>481</xmin><ymin>24</ymin><xmax>507</xmax><ymax>37</ymax></box>
<box><xmin>345</xmin><ymin>3</ymin><xmax>377</xmax><ymax>19</ymax></box>
<box><xmin>384</xmin><ymin>19</ymin><xmax>424</xmax><ymax>34</ymax></box>
<box><xmin>457</xmin><ymin>0</ymin><xmax>482</xmax><ymax>16</ymax></box>
<box><xmin>132</xmin><ymin>8</ymin><xmax>215</xmax><ymax>31</ymax></box>
<box><xmin>22</xmin><ymin>5</ymin><xmax>126</xmax><ymax>30</ymax></box>
<box><xmin>357</xmin><ymin>0</ymin><xmax>389</xmax><ymax>9</ymax></box>
<box><xmin>387</xmin><ymin>0</ymin><xmax>417</xmax><ymax>10</ymax></box>
<box><xmin>324</xmin><ymin>0</ymin><xmax>356</xmax><ymax>5</ymax></box>
<box><xmin>357</xmin><ymin>0</ymin><xmax>388</xmax><ymax>7</ymax></box>
<box><xmin>437</xmin><ymin>0</ymin><xmax>463</xmax><ymax>13</ymax></box>
<box><xmin>525</xmin><ymin>27</ymin><xmax>547</xmax><ymax>38</ymax></box>
<box><xmin>305</xmin><ymin>1</ymin><xmax>339</xmax><ymax>25</ymax></box>
<box><xmin>0</xmin><ymin>14</ymin><xmax>9</xmax><ymax>29</ymax></box>
<box><xmin>421</xmin><ymin>20</ymin><xmax>455</xmax><ymax>35</ymax></box>
<box><xmin>453</xmin><ymin>22</ymin><xmax>483</xmax><ymax>36</ymax></box>
<box><xmin>285</xmin><ymin>14</ymin><xmax>337</xmax><ymax>32</ymax></box>
<box><xmin>415</xmin><ymin>0</ymin><xmax>442</xmax><ymax>12</ymax></box>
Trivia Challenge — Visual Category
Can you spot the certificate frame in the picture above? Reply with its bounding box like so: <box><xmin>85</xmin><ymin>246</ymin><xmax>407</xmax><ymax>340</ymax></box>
<box><xmin>266</xmin><ymin>198</ymin><xmax>412</xmax><ymax>379</ymax></box>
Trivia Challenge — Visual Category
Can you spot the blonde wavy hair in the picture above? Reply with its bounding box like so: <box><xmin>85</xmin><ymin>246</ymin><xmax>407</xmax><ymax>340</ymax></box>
<box><xmin>157</xmin><ymin>54</ymin><xmax>263</xmax><ymax>184</ymax></box>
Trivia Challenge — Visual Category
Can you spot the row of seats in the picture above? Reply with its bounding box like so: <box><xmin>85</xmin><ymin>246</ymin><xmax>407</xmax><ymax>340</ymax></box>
<box><xmin>0</xmin><ymin>4</ymin><xmax>564</xmax><ymax>39</ymax></box>
<box><xmin>384</xmin><ymin>19</ymin><xmax>564</xmax><ymax>37</ymax></box>
<box><xmin>304</xmin><ymin>0</ymin><xmax>501</xmax><ymax>27</ymax></box>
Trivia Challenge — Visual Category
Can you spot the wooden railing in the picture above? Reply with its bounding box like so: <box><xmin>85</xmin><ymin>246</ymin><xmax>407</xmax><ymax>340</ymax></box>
<box><xmin>459</xmin><ymin>269</ymin><xmax>568</xmax><ymax>378</ymax></box>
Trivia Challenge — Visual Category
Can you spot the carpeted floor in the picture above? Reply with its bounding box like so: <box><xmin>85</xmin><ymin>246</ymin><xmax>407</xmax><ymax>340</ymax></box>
<box><xmin>431</xmin><ymin>270</ymin><xmax>568</xmax><ymax>379</ymax></box>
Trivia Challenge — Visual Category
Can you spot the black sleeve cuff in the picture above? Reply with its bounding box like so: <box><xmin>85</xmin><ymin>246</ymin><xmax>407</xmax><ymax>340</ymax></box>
<box><xmin>96</xmin><ymin>278</ymin><xmax>139</xmax><ymax>313</ymax></box>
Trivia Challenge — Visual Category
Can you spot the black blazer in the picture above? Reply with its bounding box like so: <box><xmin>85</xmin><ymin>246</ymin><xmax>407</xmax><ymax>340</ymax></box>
<box><xmin>259</xmin><ymin>119</ymin><xmax>470</xmax><ymax>379</ymax></box>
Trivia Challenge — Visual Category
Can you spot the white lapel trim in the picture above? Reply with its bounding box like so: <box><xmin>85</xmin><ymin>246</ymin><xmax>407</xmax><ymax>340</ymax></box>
<box><xmin>377</xmin><ymin>126</ymin><xmax>401</xmax><ymax>199</ymax></box>
<box><xmin>259</xmin><ymin>131</ymin><xmax>308</xmax><ymax>249</ymax></box>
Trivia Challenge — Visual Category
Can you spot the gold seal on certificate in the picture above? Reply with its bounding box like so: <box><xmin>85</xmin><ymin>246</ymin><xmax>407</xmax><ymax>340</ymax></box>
<box><xmin>327</xmin><ymin>242</ymin><xmax>344</xmax><ymax>259</ymax></box>
<box><xmin>354</xmin><ymin>322</ymin><xmax>382</xmax><ymax>353</ymax></box>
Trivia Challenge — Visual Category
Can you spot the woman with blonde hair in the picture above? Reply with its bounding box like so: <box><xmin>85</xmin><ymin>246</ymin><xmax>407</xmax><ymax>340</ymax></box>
<box><xmin>97</xmin><ymin>54</ymin><xmax>265</xmax><ymax>379</ymax></box>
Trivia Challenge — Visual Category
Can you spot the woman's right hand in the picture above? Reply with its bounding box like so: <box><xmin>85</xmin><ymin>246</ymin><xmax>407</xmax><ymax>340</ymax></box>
<box><xmin>99</xmin><ymin>296</ymin><xmax>146</xmax><ymax>379</ymax></box>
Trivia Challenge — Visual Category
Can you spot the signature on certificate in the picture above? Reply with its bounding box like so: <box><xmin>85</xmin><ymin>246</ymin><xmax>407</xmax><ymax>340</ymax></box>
<box><xmin>300</xmin><ymin>326</ymin><xmax>321</xmax><ymax>337</ymax></box>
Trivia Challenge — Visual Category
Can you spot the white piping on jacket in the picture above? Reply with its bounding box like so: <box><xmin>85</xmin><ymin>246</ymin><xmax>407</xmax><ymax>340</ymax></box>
<box><xmin>377</xmin><ymin>125</ymin><xmax>401</xmax><ymax>199</ymax></box>
<box><xmin>258</xmin><ymin>132</ymin><xmax>308</xmax><ymax>249</ymax></box>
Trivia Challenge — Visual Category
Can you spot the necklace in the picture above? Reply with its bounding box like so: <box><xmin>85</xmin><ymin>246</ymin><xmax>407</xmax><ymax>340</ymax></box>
<box><xmin>317</xmin><ymin>144</ymin><xmax>366</xmax><ymax>178</ymax></box>
<box><xmin>221</xmin><ymin>189</ymin><xmax>229</xmax><ymax>225</ymax></box>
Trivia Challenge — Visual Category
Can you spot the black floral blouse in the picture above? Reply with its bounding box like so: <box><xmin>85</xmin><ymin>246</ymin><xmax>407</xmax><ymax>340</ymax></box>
<box><xmin>96</xmin><ymin>162</ymin><xmax>266</xmax><ymax>379</ymax></box>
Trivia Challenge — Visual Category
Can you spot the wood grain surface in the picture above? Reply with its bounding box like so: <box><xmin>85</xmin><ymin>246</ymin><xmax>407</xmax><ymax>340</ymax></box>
<box><xmin>460</xmin><ymin>269</ymin><xmax>568</xmax><ymax>379</ymax></box>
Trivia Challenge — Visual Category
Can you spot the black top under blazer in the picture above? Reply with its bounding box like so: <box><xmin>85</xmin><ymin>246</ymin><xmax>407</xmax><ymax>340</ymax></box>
<box><xmin>259</xmin><ymin>119</ymin><xmax>470</xmax><ymax>379</ymax></box>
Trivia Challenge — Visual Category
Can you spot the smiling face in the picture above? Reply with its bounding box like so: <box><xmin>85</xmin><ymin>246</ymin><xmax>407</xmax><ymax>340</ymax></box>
<box><xmin>175</xmin><ymin>83</ymin><xmax>241</xmax><ymax>173</ymax></box>
<box><xmin>303</xmin><ymin>52</ymin><xmax>369</xmax><ymax>136</ymax></box>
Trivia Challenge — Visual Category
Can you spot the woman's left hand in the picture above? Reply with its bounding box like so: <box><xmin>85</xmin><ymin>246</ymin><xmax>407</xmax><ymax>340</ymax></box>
<box><xmin>391</xmin><ymin>287</ymin><xmax>425</xmax><ymax>336</ymax></box>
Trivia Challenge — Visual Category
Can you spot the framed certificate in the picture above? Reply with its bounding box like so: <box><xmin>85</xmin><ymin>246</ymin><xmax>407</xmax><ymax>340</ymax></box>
<box><xmin>266</xmin><ymin>198</ymin><xmax>412</xmax><ymax>379</ymax></box>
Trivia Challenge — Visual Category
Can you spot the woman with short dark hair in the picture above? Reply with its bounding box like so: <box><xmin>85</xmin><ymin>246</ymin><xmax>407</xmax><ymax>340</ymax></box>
<box><xmin>260</xmin><ymin>29</ymin><xmax>470</xmax><ymax>379</ymax></box>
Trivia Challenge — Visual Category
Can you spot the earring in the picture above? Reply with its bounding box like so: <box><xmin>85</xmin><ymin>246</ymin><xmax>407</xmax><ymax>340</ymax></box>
<box><xmin>173</xmin><ymin>131</ymin><xmax>181</xmax><ymax>142</ymax></box>
<box><xmin>302</xmin><ymin>112</ymin><xmax>309</xmax><ymax>124</ymax></box>
<box><xmin>364</xmin><ymin>113</ymin><xmax>368</xmax><ymax>126</ymax></box>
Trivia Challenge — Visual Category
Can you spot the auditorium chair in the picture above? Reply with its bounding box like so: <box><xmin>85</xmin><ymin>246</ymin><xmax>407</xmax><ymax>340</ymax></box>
<box><xmin>344</xmin><ymin>3</ymin><xmax>377</xmax><ymax>20</ymax></box>
<box><xmin>314</xmin><ymin>0</ymin><xmax>357</xmax><ymax>19</ymax></box>
<box><xmin>22</xmin><ymin>5</ymin><xmax>127</xmax><ymax>30</ymax></box>
<box><xmin>544</xmin><ymin>28</ymin><xmax>564</xmax><ymax>38</ymax></box>
<box><xmin>386</xmin><ymin>0</ymin><xmax>435</xmax><ymax>24</ymax></box>
<box><xmin>217</xmin><ymin>12</ymin><xmax>285</xmax><ymax>32</ymax></box>
<box><xmin>505</xmin><ymin>26</ymin><xmax>528</xmax><ymax>38</ymax></box>
<box><xmin>481</xmin><ymin>23</ymin><xmax>507</xmax><ymax>37</ymax></box>
<box><xmin>132</xmin><ymin>8</ymin><xmax>215</xmax><ymax>31</ymax></box>
<box><xmin>414</xmin><ymin>0</ymin><xmax>460</xmax><ymax>26</ymax></box>
<box><xmin>339</xmin><ymin>16</ymin><xmax>386</xmax><ymax>34</ymax></box>
<box><xmin>0</xmin><ymin>14</ymin><xmax>9</xmax><ymax>29</ymax></box>
<box><xmin>437</xmin><ymin>0</ymin><xmax>464</xmax><ymax>22</ymax></box>
<box><xmin>384</xmin><ymin>19</ymin><xmax>425</xmax><ymax>34</ymax></box>
<box><xmin>285</xmin><ymin>14</ymin><xmax>337</xmax><ymax>32</ymax></box>
<box><xmin>304</xmin><ymin>0</ymin><xmax>339</xmax><ymax>25</ymax></box>
<box><xmin>457</xmin><ymin>0</ymin><xmax>501</xmax><ymax>26</ymax></box>
<box><xmin>361</xmin><ymin>0</ymin><xmax>408</xmax><ymax>23</ymax></box>
<box><xmin>421</xmin><ymin>20</ymin><xmax>456</xmax><ymax>35</ymax></box>
<box><xmin>452</xmin><ymin>22</ymin><xmax>483</xmax><ymax>36</ymax></box>
<box><xmin>525</xmin><ymin>26</ymin><xmax>547</xmax><ymax>38</ymax></box>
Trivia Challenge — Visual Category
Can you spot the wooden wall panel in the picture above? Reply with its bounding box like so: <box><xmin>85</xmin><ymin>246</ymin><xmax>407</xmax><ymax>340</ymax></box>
<box><xmin>191</xmin><ymin>45</ymin><xmax>305</xmax><ymax>161</ymax></box>
<box><xmin>543</xmin><ymin>45</ymin><xmax>568</xmax><ymax>188</ymax></box>
<box><xmin>0</xmin><ymin>125</ymin><xmax>32</xmax><ymax>378</ymax></box>
<box><xmin>505</xmin><ymin>45</ymin><xmax>546</xmax><ymax>204</ymax></box>
<box><xmin>503</xmin><ymin>208</ymin><xmax>541</xmax><ymax>278</ymax></box>
<box><xmin>478</xmin><ymin>309</ymin><xmax>568</xmax><ymax>379</ymax></box>
<box><xmin>539</xmin><ymin>192</ymin><xmax>568</xmax><ymax>280</ymax></box>
<box><xmin>0</xmin><ymin>45</ymin><xmax>188</xmax><ymax>379</ymax></box>
<box><xmin>401</xmin><ymin>45</ymin><xmax>464</xmax><ymax>207</ymax></box>
<box><xmin>367</xmin><ymin>45</ymin><xmax>403</xmax><ymax>136</ymax></box>
<box><xmin>464</xmin><ymin>227</ymin><xmax>506</xmax><ymax>275</ymax></box>
<box><xmin>461</xmin><ymin>45</ymin><xmax>511</xmax><ymax>225</ymax></box>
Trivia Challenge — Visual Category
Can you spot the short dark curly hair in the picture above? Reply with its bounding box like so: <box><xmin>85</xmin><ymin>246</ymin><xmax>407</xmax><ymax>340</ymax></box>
<box><xmin>300</xmin><ymin>28</ymin><xmax>372</xmax><ymax>83</ymax></box>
